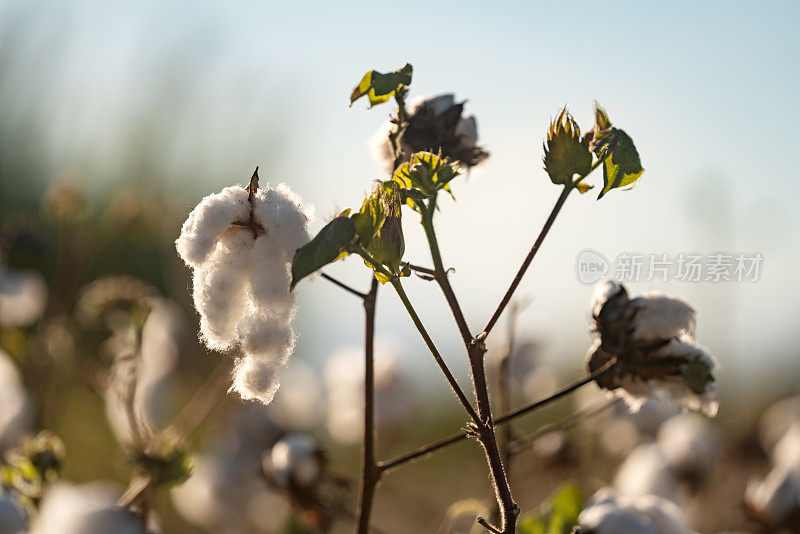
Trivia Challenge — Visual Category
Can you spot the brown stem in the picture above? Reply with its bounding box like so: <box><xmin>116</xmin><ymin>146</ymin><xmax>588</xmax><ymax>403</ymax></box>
<box><xmin>482</xmin><ymin>186</ymin><xmax>572</xmax><ymax>339</ymax></box>
<box><xmin>377</xmin><ymin>359</ymin><xmax>618</xmax><ymax>473</ymax></box>
<box><xmin>321</xmin><ymin>272</ymin><xmax>369</xmax><ymax>299</ymax></box>
<box><xmin>356</xmin><ymin>278</ymin><xmax>380</xmax><ymax>534</ymax></box>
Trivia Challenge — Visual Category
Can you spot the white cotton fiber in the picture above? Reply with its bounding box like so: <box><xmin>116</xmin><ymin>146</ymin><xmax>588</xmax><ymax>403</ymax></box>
<box><xmin>232</xmin><ymin>358</ymin><xmax>281</xmax><ymax>405</ymax></box>
<box><xmin>176</xmin><ymin>181</ymin><xmax>312</xmax><ymax>405</ymax></box>
<box><xmin>176</xmin><ymin>186</ymin><xmax>251</xmax><ymax>267</ymax></box>
<box><xmin>192</xmin><ymin>229</ymin><xmax>253</xmax><ymax>350</ymax></box>
<box><xmin>249</xmin><ymin>234</ymin><xmax>294</xmax><ymax>316</ymax></box>
<box><xmin>632</xmin><ymin>293</ymin><xmax>696</xmax><ymax>342</ymax></box>
<box><xmin>252</xmin><ymin>185</ymin><xmax>312</xmax><ymax>258</ymax></box>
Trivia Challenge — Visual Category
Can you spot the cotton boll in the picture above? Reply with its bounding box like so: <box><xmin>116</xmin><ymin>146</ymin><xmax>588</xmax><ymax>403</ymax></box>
<box><xmin>232</xmin><ymin>357</ymin><xmax>281</xmax><ymax>405</ymax></box>
<box><xmin>249</xmin><ymin>234</ymin><xmax>294</xmax><ymax>316</ymax></box>
<box><xmin>591</xmin><ymin>279</ymin><xmax>626</xmax><ymax>318</ymax></box>
<box><xmin>0</xmin><ymin>265</ymin><xmax>47</xmax><ymax>327</ymax></box>
<box><xmin>657</xmin><ymin>413</ymin><xmax>719</xmax><ymax>478</ymax></box>
<box><xmin>745</xmin><ymin>467</ymin><xmax>800</xmax><ymax>527</ymax></box>
<box><xmin>263</xmin><ymin>433</ymin><xmax>322</xmax><ymax>490</ymax></box>
<box><xmin>31</xmin><ymin>483</ymin><xmax>144</xmax><ymax>534</ymax></box>
<box><xmin>0</xmin><ymin>349</ymin><xmax>33</xmax><ymax>452</ymax></box>
<box><xmin>407</xmin><ymin>93</ymin><xmax>456</xmax><ymax>116</ymax></box>
<box><xmin>581</xmin><ymin>489</ymin><xmax>694</xmax><ymax>534</ymax></box>
<box><xmin>0</xmin><ymin>489</ymin><xmax>26</xmax><ymax>534</ymax></box>
<box><xmin>580</xmin><ymin>502</ymin><xmax>656</xmax><ymax>534</ymax></box>
<box><xmin>237</xmin><ymin>308</ymin><xmax>294</xmax><ymax>365</ymax></box>
<box><xmin>192</xmin><ymin>229</ymin><xmax>254</xmax><ymax>350</ymax></box>
<box><xmin>252</xmin><ymin>184</ymin><xmax>312</xmax><ymax>258</ymax></box>
<box><xmin>175</xmin><ymin>186</ymin><xmax>250</xmax><ymax>267</ymax></box>
<box><xmin>615</xmin><ymin>443</ymin><xmax>680</xmax><ymax>502</ymax></box>
<box><xmin>630</xmin><ymin>293</ymin><xmax>696</xmax><ymax>342</ymax></box>
<box><xmin>627</xmin><ymin>495</ymin><xmax>694</xmax><ymax>534</ymax></box>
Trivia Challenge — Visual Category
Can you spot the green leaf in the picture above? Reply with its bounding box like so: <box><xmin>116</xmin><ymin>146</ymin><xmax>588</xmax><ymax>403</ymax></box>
<box><xmin>519</xmin><ymin>484</ymin><xmax>583</xmax><ymax>534</ymax></box>
<box><xmin>597</xmin><ymin>129</ymin><xmax>644</xmax><ymax>199</ymax></box>
<box><xmin>351</xmin><ymin>188</ymin><xmax>385</xmax><ymax>246</ymax></box>
<box><xmin>290</xmin><ymin>217</ymin><xmax>356</xmax><ymax>290</ymax></box>
<box><xmin>350</xmin><ymin>63</ymin><xmax>412</xmax><ymax>107</ymax></box>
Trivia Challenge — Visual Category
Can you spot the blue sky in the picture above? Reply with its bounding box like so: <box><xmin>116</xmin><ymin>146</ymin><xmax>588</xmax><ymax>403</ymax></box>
<box><xmin>3</xmin><ymin>0</ymin><xmax>799</xmax><ymax>399</ymax></box>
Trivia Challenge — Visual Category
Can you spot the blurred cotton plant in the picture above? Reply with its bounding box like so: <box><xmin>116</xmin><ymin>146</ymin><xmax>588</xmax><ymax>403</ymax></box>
<box><xmin>175</xmin><ymin>169</ymin><xmax>312</xmax><ymax>405</ymax></box>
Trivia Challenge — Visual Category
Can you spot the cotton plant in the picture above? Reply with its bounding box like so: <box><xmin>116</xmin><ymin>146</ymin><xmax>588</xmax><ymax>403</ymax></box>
<box><xmin>586</xmin><ymin>280</ymin><xmax>718</xmax><ymax>417</ymax></box>
<box><xmin>175</xmin><ymin>171</ymin><xmax>312</xmax><ymax>405</ymax></box>
<box><xmin>173</xmin><ymin>62</ymin><xmax>720</xmax><ymax>534</ymax></box>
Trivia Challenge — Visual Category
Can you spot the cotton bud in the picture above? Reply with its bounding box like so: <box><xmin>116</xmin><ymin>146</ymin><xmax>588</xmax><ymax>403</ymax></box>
<box><xmin>543</xmin><ymin>108</ymin><xmax>592</xmax><ymax>185</ymax></box>
<box><xmin>370</xmin><ymin>94</ymin><xmax>488</xmax><ymax>174</ymax></box>
<box><xmin>587</xmin><ymin>280</ymin><xmax>717</xmax><ymax>417</ymax></box>
<box><xmin>263</xmin><ymin>433</ymin><xmax>323</xmax><ymax>490</ymax></box>
<box><xmin>175</xmin><ymin>177</ymin><xmax>312</xmax><ymax>405</ymax></box>
<box><xmin>30</xmin><ymin>483</ymin><xmax>144</xmax><ymax>534</ymax></box>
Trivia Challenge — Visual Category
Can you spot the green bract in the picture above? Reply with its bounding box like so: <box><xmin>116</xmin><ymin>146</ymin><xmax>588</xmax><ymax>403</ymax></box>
<box><xmin>350</xmin><ymin>63</ymin><xmax>413</xmax><ymax>108</ymax></box>
<box><xmin>543</xmin><ymin>108</ymin><xmax>592</xmax><ymax>186</ymax></box>
<box><xmin>590</xmin><ymin>103</ymin><xmax>645</xmax><ymax>199</ymax></box>
<box><xmin>518</xmin><ymin>484</ymin><xmax>583</xmax><ymax>534</ymax></box>
<box><xmin>393</xmin><ymin>152</ymin><xmax>461</xmax><ymax>204</ymax></box>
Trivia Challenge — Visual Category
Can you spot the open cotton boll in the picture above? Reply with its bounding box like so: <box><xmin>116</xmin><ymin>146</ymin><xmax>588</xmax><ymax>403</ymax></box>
<box><xmin>0</xmin><ymin>265</ymin><xmax>48</xmax><ymax>327</ymax></box>
<box><xmin>192</xmin><ymin>229</ymin><xmax>254</xmax><ymax>350</ymax></box>
<box><xmin>252</xmin><ymin>184</ymin><xmax>313</xmax><ymax>258</ymax></box>
<box><xmin>30</xmin><ymin>483</ymin><xmax>144</xmax><ymax>534</ymax></box>
<box><xmin>615</xmin><ymin>443</ymin><xmax>680</xmax><ymax>502</ymax></box>
<box><xmin>581</xmin><ymin>489</ymin><xmax>694</xmax><ymax>534</ymax></box>
<box><xmin>631</xmin><ymin>293</ymin><xmax>696</xmax><ymax>342</ymax></box>
<box><xmin>0</xmin><ymin>349</ymin><xmax>33</xmax><ymax>452</ymax></box>
<box><xmin>0</xmin><ymin>489</ymin><xmax>26</xmax><ymax>534</ymax></box>
<box><xmin>657</xmin><ymin>413</ymin><xmax>719</xmax><ymax>477</ymax></box>
<box><xmin>237</xmin><ymin>308</ymin><xmax>294</xmax><ymax>365</ymax></box>
<box><xmin>249</xmin><ymin>233</ymin><xmax>294</xmax><ymax>316</ymax></box>
<box><xmin>175</xmin><ymin>186</ymin><xmax>250</xmax><ymax>267</ymax></box>
<box><xmin>232</xmin><ymin>357</ymin><xmax>281</xmax><ymax>405</ymax></box>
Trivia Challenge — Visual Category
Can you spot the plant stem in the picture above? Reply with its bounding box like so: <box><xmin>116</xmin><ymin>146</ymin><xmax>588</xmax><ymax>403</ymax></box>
<box><xmin>321</xmin><ymin>272</ymin><xmax>369</xmax><ymax>299</ymax></box>
<box><xmin>377</xmin><ymin>358</ymin><xmax>617</xmax><ymax>473</ymax></box>
<box><xmin>387</xmin><ymin>277</ymin><xmax>481</xmax><ymax>425</ymax></box>
<box><xmin>356</xmin><ymin>277</ymin><xmax>380</xmax><ymax>534</ymax></box>
<box><xmin>421</xmin><ymin>195</ymin><xmax>517</xmax><ymax>533</ymax></box>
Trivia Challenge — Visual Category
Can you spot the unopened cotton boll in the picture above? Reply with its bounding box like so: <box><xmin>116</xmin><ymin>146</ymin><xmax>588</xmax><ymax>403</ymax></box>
<box><xmin>0</xmin><ymin>489</ymin><xmax>26</xmax><ymax>534</ymax></box>
<box><xmin>657</xmin><ymin>413</ymin><xmax>719</xmax><ymax>478</ymax></box>
<box><xmin>232</xmin><ymin>357</ymin><xmax>281</xmax><ymax>405</ymax></box>
<box><xmin>175</xmin><ymin>186</ymin><xmax>251</xmax><ymax>267</ymax></box>
<box><xmin>30</xmin><ymin>483</ymin><xmax>144</xmax><ymax>534</ymax></box>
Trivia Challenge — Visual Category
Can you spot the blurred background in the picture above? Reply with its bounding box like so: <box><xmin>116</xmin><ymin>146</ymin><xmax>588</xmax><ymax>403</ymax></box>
<box><xmin>1</xmin><ymin>1</ymin><xmax>799</xmax><ymax>532</ymax></box>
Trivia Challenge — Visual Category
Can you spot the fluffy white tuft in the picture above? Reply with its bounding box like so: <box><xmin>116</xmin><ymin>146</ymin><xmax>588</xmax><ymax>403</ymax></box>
<box><xmin>252</xmin><ymin>184</ymin><xmax>313</xmax><ymax>258</ymax></box>
<box><xmin>175</xmin><ymin>186</ymin><xmax>250</xmax><ymax>267</ymax></box>
<box><xmin>580</xmin><ymin>488</ymin><xmax>695</xmax><ymax>534</ymax></box>
<box><xmin>232</xmin><ymin>358</ymin><xmax>281</xmax><ymax>405</ymax></box>
<box><xmin>30</xmin><ymin>483</ymin><xmax>144</xmax><ymax>534</ymax></box>
<box><xmin>632</xmin><ymin>293</ymin><xmax>696</xmax><ymax>341</ymax></box>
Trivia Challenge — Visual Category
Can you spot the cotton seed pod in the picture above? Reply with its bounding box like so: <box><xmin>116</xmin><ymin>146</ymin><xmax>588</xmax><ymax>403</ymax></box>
<box><xmin>543</xmin><ymin>108</ymin><xmax>592</xmax><ymax>185</ymax></box>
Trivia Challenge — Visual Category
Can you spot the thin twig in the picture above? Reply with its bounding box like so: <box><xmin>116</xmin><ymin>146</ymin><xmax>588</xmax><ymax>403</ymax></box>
<box><xmin>321</xmin><ymin>272</ymin><xmax>368</xmax><ymax>299</ymax></box>
<box><xmin>377</xmin><ymin>359</ymin><xmax>618</xmax><ymax>473</ymax></box>
<box><xmin>402</xmin><ymin>262</ymin><xmax>436</xmax><ymax>276</ymax></box>
<box><xmin>477</xmin><ymin>517</ymin><xmax>503</xmax><ymax>534</ymax></box>
<box><xmin>356</xmin><ymin>278</ymin><xmax>380</xmax><ymax>534</ymax></box>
